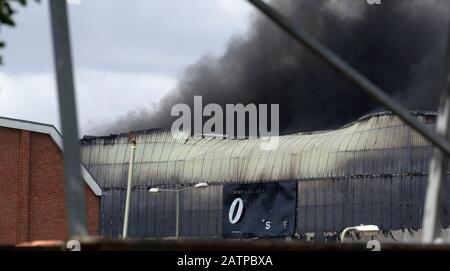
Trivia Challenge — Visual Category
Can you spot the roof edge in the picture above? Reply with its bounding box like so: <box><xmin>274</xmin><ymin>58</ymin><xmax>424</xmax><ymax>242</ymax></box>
<box><xmin>0</xmin><ymin>116</ymin><xmax>102</xmax><ymax>196</ymax></box>
<box><xmin>80</xmin><ymin>110</ymin><xmax>438</xmax><ymax>142</ymax></box>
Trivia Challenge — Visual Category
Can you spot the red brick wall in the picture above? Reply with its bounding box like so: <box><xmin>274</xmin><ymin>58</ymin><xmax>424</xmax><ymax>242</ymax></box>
<box><xmin>0</xmin><ymin>127</ymin><xmax>99</xmax><ymax>245</ymax></box>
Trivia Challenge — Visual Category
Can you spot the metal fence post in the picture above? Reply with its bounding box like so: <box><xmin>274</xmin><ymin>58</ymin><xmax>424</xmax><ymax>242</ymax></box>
<box><xmin>422</xmin><ymin>14</ymin><xmax>450</xmax><ymax>242</ymax></box>
<box><xmin>49</xmin><ymin>0</ymin><xmax>87</xmax><ymax>236</ymax></box>
<box><xmin>423</xmin><ymin>91</ymin><xmax>450</xmax><ymax>243</ymax></box>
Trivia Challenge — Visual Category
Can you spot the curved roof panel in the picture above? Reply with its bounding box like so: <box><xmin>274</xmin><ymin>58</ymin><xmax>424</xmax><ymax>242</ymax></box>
<box><xmin>80</xmin><ymin>111</ymin><xmax>437</xmax><ymax>189</ymax></box>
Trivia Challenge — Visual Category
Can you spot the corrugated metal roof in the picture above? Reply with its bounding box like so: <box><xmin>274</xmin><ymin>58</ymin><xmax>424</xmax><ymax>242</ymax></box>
<box><xmin>80</xmin><ymin>111</ymin><xmax>450</xmax><ymax>238</ymax></box>
<box><xmin>80</xmin><ymin>111</ymin><xmax>437</xmax><ymax>190</ymax></box>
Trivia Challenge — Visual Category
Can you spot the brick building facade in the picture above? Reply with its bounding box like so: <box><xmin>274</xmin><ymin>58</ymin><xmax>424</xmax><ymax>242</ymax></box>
<box><xmin>0</xmin><ymin>117</ymin><xmax>102</xmax><ymax>245</ymax></box>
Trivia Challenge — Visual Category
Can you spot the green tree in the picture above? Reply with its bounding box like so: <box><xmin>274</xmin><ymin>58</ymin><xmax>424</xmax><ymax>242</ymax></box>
<box><xmin>0</xmin><ymin>0</ymin><xmax>39</xmax><ymax>64</ymax></box>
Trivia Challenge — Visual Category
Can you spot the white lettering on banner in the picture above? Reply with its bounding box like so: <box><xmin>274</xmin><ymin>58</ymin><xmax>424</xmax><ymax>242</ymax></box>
<box><xmin>229</xmin><ymin>198</ymin><xmax>244</xmax><ymax>224</ymax></box>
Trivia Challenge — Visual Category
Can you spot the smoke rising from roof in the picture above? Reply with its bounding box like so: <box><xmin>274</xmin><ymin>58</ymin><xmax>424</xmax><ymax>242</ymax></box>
<box><xmin>93</xmin><ymin>0</ymin><xmax>449</xmax><ymax>135</ymax></box>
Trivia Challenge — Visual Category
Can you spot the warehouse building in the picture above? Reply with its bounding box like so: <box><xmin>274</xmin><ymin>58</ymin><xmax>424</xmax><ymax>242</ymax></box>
<box><xmin>0</xmin><ymin>117</ymin><xmax>102</xmax><ymax>245</ymax></box>
<box><xmin>80</xmin><ymin>111</ymin><xmax>450</xmax><ymax>241</ymax></box>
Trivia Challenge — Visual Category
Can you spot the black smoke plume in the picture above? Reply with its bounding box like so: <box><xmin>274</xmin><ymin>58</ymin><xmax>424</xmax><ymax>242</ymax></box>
<box><xmin>95</xmin><ymin>0</ymin><xmax>449</xmax><ymax>135</ymax></box>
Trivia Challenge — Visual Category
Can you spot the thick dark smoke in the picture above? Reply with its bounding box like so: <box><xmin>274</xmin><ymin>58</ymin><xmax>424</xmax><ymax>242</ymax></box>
<box><xmin>94</xmin><ymin>0</ymin><xmax>449</xmax><ymax>135</ymax></box>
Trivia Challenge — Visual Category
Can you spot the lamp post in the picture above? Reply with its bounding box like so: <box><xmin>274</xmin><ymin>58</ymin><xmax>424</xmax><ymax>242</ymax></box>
<box><xmin>340</xmin><ymin>224</ymin><xmax>380</xmax><ymax>243</ymax></box>
<box><xmin>122</xmin><ymin>139</ymin><xmax>136</xmax><ymax>239</ymax></box>
<box><xmin>149</xmin><ymin>182</ymin><xmax>208</xmax><ymax>239</ymax></box>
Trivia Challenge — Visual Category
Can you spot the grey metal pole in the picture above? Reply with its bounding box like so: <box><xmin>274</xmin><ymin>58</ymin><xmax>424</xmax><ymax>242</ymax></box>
<box><xmin>422</xmin><ymin>93</ymin><xmax>450</xmax><ymax>243</ymax></box>
<box><xmin>422</xmin><ymin>13</ymin><xmax>450</xmax><ymax>242</ymax></box>
<box><xmin>176</xmin><ymin>189</ymin><xmax>180</xmax><ymax>240</ymax></box>
<box><xmin>123</xmin><ymin>141</ymin><xmax>136</xmax><ymax>238</ymax></box>
<box><xmin>49</xmin><ymin>0</ymin><xmax>87</xmax><ymax>236</ymax></box>
<box><xmin>246</xmin><ymin>0</ymin><xmax>450</xmax><ymax>157</ymax></box>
